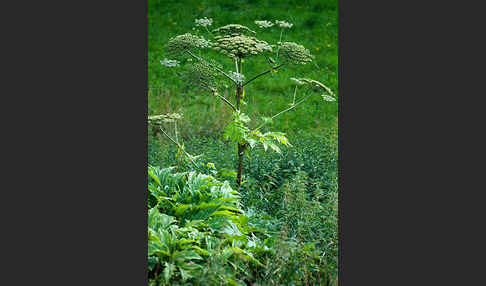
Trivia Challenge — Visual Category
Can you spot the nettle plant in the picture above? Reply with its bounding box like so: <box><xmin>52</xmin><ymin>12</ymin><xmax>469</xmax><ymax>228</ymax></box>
<box><xmin>159</xmin><ymin>18</ymin><xmax>336</xmax><ymax>186</ymax></box>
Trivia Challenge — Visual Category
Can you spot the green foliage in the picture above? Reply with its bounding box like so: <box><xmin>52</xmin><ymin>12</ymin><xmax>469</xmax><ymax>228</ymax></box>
<box><xmin>148</xmin><ymin>165</ymin><xmax>336</xmax><ymax>285</ymax></box>
<box><xmin>149</xmin><ymin>0</ymin><xmax>338</xmax><ymax>139</ymax></box>
<box><xmin>152</xmin><ymin>131</ymin><xmax>338</xmax><ymax>279</ymax></box>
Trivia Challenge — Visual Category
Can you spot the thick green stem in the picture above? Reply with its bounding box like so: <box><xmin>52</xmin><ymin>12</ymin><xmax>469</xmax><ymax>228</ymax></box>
<box><xmin>235</xmin><ymin>61</ymin><xmax>245</xmax><ymax>185</ymax></box>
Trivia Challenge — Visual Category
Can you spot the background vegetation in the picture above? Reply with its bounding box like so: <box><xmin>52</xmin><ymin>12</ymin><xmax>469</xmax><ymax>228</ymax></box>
<box><xmin>148</xmin><ymin>0</ymin><xmax>338</xmax><ymax>284</ymax></box>
<box><xmin>148</xmin><ymin>0</ymin><xmax>338</xmax><ymax>138</ymax></box>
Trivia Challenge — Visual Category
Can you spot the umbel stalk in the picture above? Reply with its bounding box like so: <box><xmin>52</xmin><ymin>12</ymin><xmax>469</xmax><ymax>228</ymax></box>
<box><xmin>235</xmin><ymin>82</ymin><xmax>247</xmax><ymax>186</ymax></box>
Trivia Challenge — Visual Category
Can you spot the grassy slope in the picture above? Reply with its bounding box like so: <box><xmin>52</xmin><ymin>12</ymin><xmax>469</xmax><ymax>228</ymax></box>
<box><xmin>148</xmin><ymin>0</ymin><xmax>338</xmax><ymax>139</ymax></box>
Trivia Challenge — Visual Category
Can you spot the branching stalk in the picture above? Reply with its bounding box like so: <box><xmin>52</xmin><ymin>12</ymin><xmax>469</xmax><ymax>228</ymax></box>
<box><xmin>292</xmin><ymin>85</ymin><xmax>297</xmax><ymax>105</ymax></box>
<box><xmin>214</xmin><ymin>91</ymin><xmax>237</xmax><ymax>111</ymax></box>
<box><xmin>242</xmin><ymin>63</ymin><xmax>286</xmax><ymax>87</ymax></box>
<box><xmin>254</xmin><ymin>92</ymin><xmax>314</xmax><ymax>131</ymax></box>
<box><xmin>159</xmin><ymin>127</ymin><xmax>197</xmax><ymax>167</ymax></box>
<box><xmin>276</xmin><ymin>28</ymin><xmax>284</xmax><ymax>60</ymax></box>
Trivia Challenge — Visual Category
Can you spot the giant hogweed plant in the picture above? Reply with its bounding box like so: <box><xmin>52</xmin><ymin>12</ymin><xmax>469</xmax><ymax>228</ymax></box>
<box><xmin>158</xmin><ymin>19</ymin><xmax>336</xmax><ymax>185</ymax></box>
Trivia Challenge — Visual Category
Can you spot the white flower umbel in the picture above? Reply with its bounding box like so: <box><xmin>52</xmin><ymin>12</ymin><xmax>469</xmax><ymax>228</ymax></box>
<box><xmin>275</xmin><ymin>20</ymin><xmax>293</xmax><ymax>29</ymax></box>
<box><xmin>196</xmin><ymin>36</ymin><xmax>212</xmax><ymax>48</ymax></box>
<box><xmin>321</xmin><ymin>94</ymin><xmax>336</xmax><ymax>102</ymax></box>
<box><xmin>254</xmin><ymin>20</ymin><xmax>274</xmax><ymax>28</ymax></box>
<box><xmin>255</xmin><ymin>42</ymin><xmax>272</xmax><ymax>52</ymax></box>
<box><xmin>290</xmin><ymin>77</ymin><xmax>304</xmax><ymax>85</ymax></box>
<box><xmin>160</xmin><ymin>58</ymin><xmax>180</xmax><ymax>67</ymax></box>
<box><xmin>228</xmin><ymin>71</ymin><xmax>245</xmax><ymax>83</ymax></box>
<box><xmin>195</xmin><ymin>17</ymin><xmax>213</xmax><ymax>27</ymax></box>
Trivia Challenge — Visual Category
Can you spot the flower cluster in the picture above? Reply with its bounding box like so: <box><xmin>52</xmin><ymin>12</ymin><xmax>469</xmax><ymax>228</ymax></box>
<box><xmin>255</xmin><ymin>42</ymin><xmax>272</xmax><ymax>52</ymax></box>
<box><xmin>148</xmin><ymin>113</ymin><xmax>183</xmax><ymax>124</ymax></box>
<box><xmin>160</xmin><ymin>58</ymin><xmax>180</xmax><ymax>67</ymax></box>
<box><xmin>212</xmin><ymin>24</ymin><xmax>256</xmax><ymax>36</ymax></box>
<box><xmin>195</xmin><ymin>17</ymin><xmax>213</xmax><ymax>27</ymax></box>
<box><xmin>212</xmin><ymin>34</ymin><xmax>271</xmax><ymax>59</ymax></box>
<box><xmin>165</xmin><ymin>33</ymin><xmax>211</xmax><ymax>56</ymax></box>
<box><xmin>275</xmin><ymin>20</ymin><xmax>293</xmax><ymax>28</ymax></box>
<box><xmin>254</xmin><ymin>20</ymin><xmax>274</xmax><ymax>28</ymax></box>
<box><xmin>290</xmin><ymin>77</ymin><xmax>305</xmax><ymax>85</ymax></box>
<box><xmin>186</xmin><ymin>60</ymin><xmax>224</xmax><ymax>91</ymax></box>
<box><xmin>228</xmin><ymin>71</ymin><xmax>245</xmax><ymax>83</ymax></box>
<box><xmin>291</xmin><ymin>78</ymin><xmax>336</xmax><ymax>101</ymax></box>
<box><xmin>278</xmin><ymin>42</ymin><xmax>313</xmax><ymax>64</ymax></box>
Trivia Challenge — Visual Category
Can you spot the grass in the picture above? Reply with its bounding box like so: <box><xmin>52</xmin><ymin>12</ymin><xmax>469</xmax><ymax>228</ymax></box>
<box><xmin>148</xmin><ymin>0</ymin><xmax>338</xmax><ymax>138</ymax></box>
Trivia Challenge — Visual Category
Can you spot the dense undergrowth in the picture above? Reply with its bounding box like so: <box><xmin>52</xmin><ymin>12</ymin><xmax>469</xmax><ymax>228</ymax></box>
<box><xmin>148</xmin><ymin>127</ymin><xmax>338</xmax><ymax>285</ymax></box>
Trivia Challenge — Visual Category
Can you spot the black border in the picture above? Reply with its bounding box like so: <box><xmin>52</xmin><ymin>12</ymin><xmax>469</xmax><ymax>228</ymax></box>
<box><xmin>6</xmin><ymin>0</ymin><xmax>475</xmax><ymax>284</ymax></box>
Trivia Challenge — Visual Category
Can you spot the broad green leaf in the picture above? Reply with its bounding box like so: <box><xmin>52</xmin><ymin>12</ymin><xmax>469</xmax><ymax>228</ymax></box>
<box><xmin>148</xmin><ymin>168</ymin><xmax>161</xmax><ymax>186</ymax></box>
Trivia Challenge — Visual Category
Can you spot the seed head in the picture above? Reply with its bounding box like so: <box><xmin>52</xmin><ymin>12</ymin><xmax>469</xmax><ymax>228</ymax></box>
<box><xmin>165</xmin><ymin>33</ymin><xmax>212</xmax><ymax>56</ymax></box>
<box><xmin>212</xmin><ymin>24</ymin><xmax>256</xmax><ymax>36</ymax></box>
<box><xmin>213</xmin><ymin>34</ymin><xmax>271</xmax><ymax>59</ymax></box>
<box><xmin>278</xmin><ymin>42</ymin><xmax>314</xmax><ymax>64</ymax></box>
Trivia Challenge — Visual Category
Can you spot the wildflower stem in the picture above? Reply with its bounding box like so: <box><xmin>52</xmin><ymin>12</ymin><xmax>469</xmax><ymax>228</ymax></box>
<box><xmin>174</xmin><ymin>121</ymin><xmax>178</xmax><ymax>143</ymax></box>
<box><xmin>242</xmin><ymin>63</ymin><xmax>286</xmax><ymax>87</ymax></box>
<box><xmin>185</xmin><ymin>50</ymin><xmax>238</xmax><ymax>84</ymax></box>
<box><xmin>159</xmin><ymin>127</ymin><xmax>197</xmax><ymax>167</ymax></box>
<box><xmin>204</xmin><ymin>26</ymin><xmax>213</xmax><ymax>35</ymax></box>
<box><xmin>292</xmin><ymin>85</ymin><xmax>297</xmax><ymax>105</ymax></box>
<box><xmin>213</xmin><ymin>91</ymin><xmax>237</xmax><ymax>111</ymax></box>
<box><xmin>254</xmin><ymin>92</ymin><xmax>313</xmax><ymax>131</ymax></box>
<box><xmin>276</xmin><ymin>28</ymin><xmax>284</xmax><ymax>60</ymax></box>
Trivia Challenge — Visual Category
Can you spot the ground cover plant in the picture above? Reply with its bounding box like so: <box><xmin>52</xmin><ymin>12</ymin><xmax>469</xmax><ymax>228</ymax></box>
<box><xmin>148</xmin><ymin>0</ymin><xmax>338</xmax><ymax>285</ymax></box>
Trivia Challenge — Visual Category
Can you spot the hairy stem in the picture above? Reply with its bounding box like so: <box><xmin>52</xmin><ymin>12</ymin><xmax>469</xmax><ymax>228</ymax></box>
<box><xmin>185</xmin><ymin>50</ymin><xmax>238</xmax><ymax>84</ymax></box>
<box><xmin>242</xmin><ymin>63</ymin><xmax>286</xmax><ymax>87</ymax></box>
<box><xmin>235</xmin><ymin>78</ymin><xmax>245</xmax><ymax>186</ymax></box>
